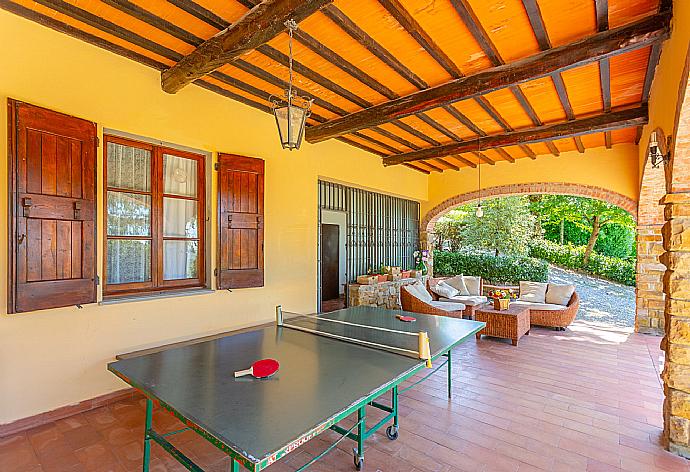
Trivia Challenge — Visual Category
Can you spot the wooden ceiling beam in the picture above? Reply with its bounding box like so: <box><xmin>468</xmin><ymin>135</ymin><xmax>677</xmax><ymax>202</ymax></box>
<box><xmin>305</xmin><ymin>12</ymin><xmax>669</xmax><ymax>143</ymax></box>
<box><xmin>161</xmin><ymin>0</ymin><xmax>334</xmax><ymax>94</ymax></box>
<box><xmin>450</xmin><ymin>154</ymin><xmax>477</xmax><ymax>168</ymax></box>
<box><xmin>322</xmin><ymin>5</ymin><xmax>427</xmax><ymax>89</ymax></box>
<box><xmin>403</xmin><ymin>163</ymin><xmax>431</xmax><ymax>174</ymax></box>
<box><xmin>472</xmin><ymin>151</ymin><xmax>495</xmax><ymax>166</ymax></box>
<box><xmin>382</xmin><ymin>106</ymin><xmax>647</xmax><ymax>166</ymax></box>
<box><xmin>378</xmin><ymin>0</ymin><xmax>462</xmax><ymax>79</ymax></box>
<box><xmin>494</xmin><ymin>148</ymin><xmax>516</xmax><ymax>163</ymax></box>
<box><xmin>433</xmin><ymin>158</ymin><xmax>461</xmax><ymax>171</ymax></box>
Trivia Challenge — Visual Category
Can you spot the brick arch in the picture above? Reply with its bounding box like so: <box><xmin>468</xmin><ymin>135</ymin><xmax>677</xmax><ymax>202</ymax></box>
<box><xmin>422</xmin><ymin>182</ymin><xmax>638</xmax><ymax>233</ymax></box>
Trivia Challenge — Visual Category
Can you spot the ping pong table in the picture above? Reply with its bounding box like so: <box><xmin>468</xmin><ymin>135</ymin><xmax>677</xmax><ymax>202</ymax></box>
<box><xmin>108</xmin><ymin>306</ymin><xmax>485</xmax><ymax>471</ymax></box>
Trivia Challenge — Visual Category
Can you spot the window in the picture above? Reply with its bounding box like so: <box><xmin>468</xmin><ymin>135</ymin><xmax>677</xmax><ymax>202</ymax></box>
<box><xmin>104</xmin><ymin>135</ymin><xmax>205</xmax><ymax>296</ymax></box>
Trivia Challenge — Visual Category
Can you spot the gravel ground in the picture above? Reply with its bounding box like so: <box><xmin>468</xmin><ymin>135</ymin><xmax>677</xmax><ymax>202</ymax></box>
<box><xmin>548</xmin><ymin>265</ymin><xmax>636</xmax><ymax>328</ymax></box>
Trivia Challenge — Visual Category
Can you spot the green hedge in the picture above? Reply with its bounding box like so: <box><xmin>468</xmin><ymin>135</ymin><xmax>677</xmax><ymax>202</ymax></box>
<box><xmin>433</xmin><ymin>249</ymin><xmax>548</xmax><ymax>285</ymax></box>
<box><xmin>529</xmin><ymin>239</ymin><xmax>635</xmax><ymax>286</ymax></box>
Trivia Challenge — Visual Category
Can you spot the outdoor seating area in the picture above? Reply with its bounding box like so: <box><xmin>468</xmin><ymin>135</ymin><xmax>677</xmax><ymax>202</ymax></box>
<box><xmin>4</xmin><ymin>0</ymin><xmax>690</xmax><ymax>470</ymax></box>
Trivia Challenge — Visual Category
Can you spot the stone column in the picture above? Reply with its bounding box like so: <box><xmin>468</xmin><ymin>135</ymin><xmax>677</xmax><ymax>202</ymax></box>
<box><xmin>661</xmin><ymin>192</ymin><xmax>690</xmax><ymax>457</ymax></box>
<box><xmin>636</xmin><ymin>224</ymin><xmax>666</xmax><ymax>334</ymax></box>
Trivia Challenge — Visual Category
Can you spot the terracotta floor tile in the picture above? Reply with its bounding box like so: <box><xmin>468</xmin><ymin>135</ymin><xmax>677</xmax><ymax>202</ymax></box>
<box><xmin>3</xmin><ymin>322</ymin><xmax>689</xmax><ymax>471</ymax></box>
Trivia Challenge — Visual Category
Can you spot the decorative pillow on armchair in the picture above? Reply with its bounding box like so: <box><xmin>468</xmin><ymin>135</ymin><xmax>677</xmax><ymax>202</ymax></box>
<box><xmin>463</xmin><ymin>276</ymin><xmax>482</xmax><ymax>296</ymax></box>
<box><xmin>518</xmin><ymin>281</ymin><xmax>548</xmax><ymax>303</ymax></box>
<box><xmin>445</xmin><ymin>275</ymin><xmax>469</xmax><ymax>295</ymax></box>
<box><xmin>405</xmin><ymin>282</ymin><xmax>433</xmax><ymax>303</ymax></box>
<box><xmin>546</xmin><ymin>283</ymin><xmax>575</xmax><ymax>306</ymax></box>
<box><xmin>430</xmin><ymin>281</ymin><xmax>460</xmax><ymax>299</ymax></box>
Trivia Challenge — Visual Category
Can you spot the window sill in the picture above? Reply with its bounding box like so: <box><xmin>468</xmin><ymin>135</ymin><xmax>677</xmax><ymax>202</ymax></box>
<box><xmin>99</xmin><ymin>287</ymin><xmax>214</xmax><ymax>306</ymax></box>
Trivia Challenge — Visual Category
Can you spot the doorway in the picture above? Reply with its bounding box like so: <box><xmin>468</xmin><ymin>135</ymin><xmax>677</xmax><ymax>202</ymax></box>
<box><xmin>321</xmin><ymin>223</ymin><xmax>340</xmax><ymax>303</ymax></box>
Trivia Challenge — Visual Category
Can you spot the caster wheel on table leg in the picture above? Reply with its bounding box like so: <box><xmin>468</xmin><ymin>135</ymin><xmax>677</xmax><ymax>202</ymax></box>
<box><xmin>353</xmin><ymin>450</ymin><xmax>364</xmax><ymax>470</ymax></box>
<box><xmin>386</xmin><ymin>425</ymin><xmax>399</xmax><ymax>440</ymax></box>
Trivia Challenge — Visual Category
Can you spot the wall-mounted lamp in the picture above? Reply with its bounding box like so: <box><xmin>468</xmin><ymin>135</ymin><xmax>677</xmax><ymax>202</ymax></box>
<box><xmin>649</xmin><ymin>129</ymin><xmax>672</xmax><ymax>168</ymax></box>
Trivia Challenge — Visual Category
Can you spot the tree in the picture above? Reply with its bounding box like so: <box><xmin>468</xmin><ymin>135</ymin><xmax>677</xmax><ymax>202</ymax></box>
<box><xmin>529</xmin><ymin>195</ymin><xmax>635</xmax><ymax>265</ymax></box>
<box><xmin>449</xmin><ymin>196</ymin><xmax>536</xmax><ymax>256</ymax></box>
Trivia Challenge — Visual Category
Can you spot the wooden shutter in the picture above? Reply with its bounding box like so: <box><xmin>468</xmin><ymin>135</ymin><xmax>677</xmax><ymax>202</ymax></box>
<box><xmin>217</xmin><ymin>154</ymin><xmax>264</xmax><ymax>289</ymax></box>
<box><xmin>8</xmin><ymin>100</ymin><xmax>97</xmax><ymax>313</ymax></box>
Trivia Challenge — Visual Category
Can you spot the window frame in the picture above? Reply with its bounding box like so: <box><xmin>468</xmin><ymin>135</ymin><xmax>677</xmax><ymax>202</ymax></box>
<box><xmin>103</xmin><ymin>134</ymin><xmax>206</xmax><ymax>297</ymax></box>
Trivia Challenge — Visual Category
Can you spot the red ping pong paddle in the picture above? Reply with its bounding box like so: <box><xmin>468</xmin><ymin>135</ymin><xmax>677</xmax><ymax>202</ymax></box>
<box><xmin>397</xmin><ymin>315</ymin><xmax>416</xmax><ymax>322</ymax></box>
<box><xmin>234</xmin><ymin>359</ymin><xmax>280</xmax><ymax>379</ymax></box>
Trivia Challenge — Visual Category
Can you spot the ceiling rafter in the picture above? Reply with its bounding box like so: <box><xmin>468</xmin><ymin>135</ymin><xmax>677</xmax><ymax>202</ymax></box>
<box><xmin>304</xmin><ymin>11</ymin><xmax>670</xmax><ymax>144</ymax></box>
<box><xmin>99</xmin><ymin>0</ymin><xmax>433</xmax><ymax>155</ymax></box>
<box><xmin>382</xmin><ymin>106</ymin><xmax>648</xmax><ymax>166</ymax></box>
<box><xmin>161</xmin><ymin>0</ymin><xmax>335</xmax><ymax>93</ymax></box>
<box><xmin>521</xmin><ymin>0</ymin><xmax>586</xmax><ymax>153</ymax></box>
<box><xmin>323</xmin><ymin>2</ymin><xmax>494</xmax><ymax>162</ymax></box>
<box><xmin>595</xmin><ymin>0</ymin><xmax>613</xmax><ymax>148</ymax></box>
<box><xmin>450</xmin><ymin>0</ymin><xmax>558</xmax><ymax>158</ymax></box>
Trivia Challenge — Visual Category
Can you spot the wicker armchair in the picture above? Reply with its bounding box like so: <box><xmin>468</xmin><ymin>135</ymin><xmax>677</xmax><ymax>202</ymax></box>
<box><xmin>427</xmin><ymin>277</ymin><xmax>484</xmax><ymax>318</ymax></box>
<box><xmin>528</xmin><ymin>291</ymin><xmax>580</xmax><ymax>330</ymax></box>
<box><xmin>400</xmin><ymin>285</ymin><xmax>464</xmax><ymax>319</ymax></box>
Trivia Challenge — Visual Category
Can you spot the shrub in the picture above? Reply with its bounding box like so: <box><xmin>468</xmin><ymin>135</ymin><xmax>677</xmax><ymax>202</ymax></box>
<box><xmin>433</xmin><ymin>249</ymin><xmax>548</xmax><ymax>285</ymax></box>
<box><xmin>529</xmin><ymin>239</ymin><xmax>635</xmax><ymax>286</ymax></box>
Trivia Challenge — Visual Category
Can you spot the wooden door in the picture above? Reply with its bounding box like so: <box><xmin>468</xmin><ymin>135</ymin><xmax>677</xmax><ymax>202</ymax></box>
<box><xmin>217</xmin><ymin>154</ymin><xmax>264</xmax><ymax>289</ymax></box>
<box><xmin>8</xmin><ymin>100</ymin><xmax>97</xmax><ymax>313</ymax></box>
<box><xmin>321</xmin><ymin>224</ymin><xmax>340</xmax><ymax>301</ymax></box>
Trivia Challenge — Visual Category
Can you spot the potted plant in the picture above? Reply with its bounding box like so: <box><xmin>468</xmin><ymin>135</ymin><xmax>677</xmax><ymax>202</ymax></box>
<box><xmin>488</xmin><ymin>289</ymin><xmax>516</xmax><ymax>310</ymax></box>
<box><xmin>413</xmin><ymin>250</ymin><xmax>429</xmax><ymax>276</ymax></box>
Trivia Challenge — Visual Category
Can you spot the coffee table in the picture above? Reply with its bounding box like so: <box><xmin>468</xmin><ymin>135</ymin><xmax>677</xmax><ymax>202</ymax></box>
<box><xmin>475</xmin><ymin>303</ymin><xmax>530</xmax><ymax>346</ymax></box>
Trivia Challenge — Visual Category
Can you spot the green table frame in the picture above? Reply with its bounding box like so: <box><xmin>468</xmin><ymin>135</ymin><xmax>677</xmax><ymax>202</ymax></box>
<box><xmin>135</xmin><ymin>349</ymin><xmax>461</xmax><ymax>472</ymax></box>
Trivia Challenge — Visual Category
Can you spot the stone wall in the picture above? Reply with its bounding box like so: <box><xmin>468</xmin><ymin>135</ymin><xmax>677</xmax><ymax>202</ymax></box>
<box><xmin>662</xmin><ymin>193</ymin><xmax>690</xmax><ymax>457</ymax></box>
<box><xmin>348</xmin><ymin>277</ymin><xmax>426</xmax><ymax>309</ymax></box>
<box><xmin>636</xmin><ymin>224</ymin><xmax>666</xmax><ymax>334</ymax></box>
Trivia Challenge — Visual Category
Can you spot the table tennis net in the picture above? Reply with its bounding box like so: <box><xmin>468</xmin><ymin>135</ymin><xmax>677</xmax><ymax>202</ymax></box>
<box><xmin>277</xmin><ymin>308</ymin><xmax>430</xmax><ymax>361</ymax></box>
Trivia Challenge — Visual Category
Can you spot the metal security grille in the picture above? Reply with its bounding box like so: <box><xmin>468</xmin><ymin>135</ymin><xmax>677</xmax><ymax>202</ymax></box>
<box><xmin>318</xmin><ymin>180</ymin><xmax>419</xmax><ymax>284</ymax></box>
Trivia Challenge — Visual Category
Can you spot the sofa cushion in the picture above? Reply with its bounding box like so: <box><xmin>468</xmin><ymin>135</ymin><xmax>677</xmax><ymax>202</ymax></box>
<box><xmin>439</xmin><ymin>295</ymin><xmax>488</xmax><ymax>306</ymax></box>
<box><xmin>430</xmin><ymin>281</ymin><xmax>460</xmax><ymax>299</ymax></box>
<box><xmin>546</xmin><ymin>283</ymin><xmax>575</xmax><ymax>306</ymax></box>
<box><xmin>519</xmin><ymin>281</ymin><xmax>548</xmax><ymax>303</ymax></box>
<box><xmin>445</xmin><ymin>275</ymin><xmax>469</xmax><ymax>295</ymax></box>
<box><xmin>512</xmin><ymin>300</ymin><xmax>566</xmax><ymax>311</ymax></box>
<box><xmin>430</xmin><ymin>301</ymin><xmax>466</xmax><ymax>312</ymax></box>
<box><xmin>463</xmin><ymin>276</ymin><xmax>482</xmax><ymax>296</ymax></box>
<box><xmin>404</xmin><ymin>282</ymin><xmax>433</xmax><ymax>303</ymax></box>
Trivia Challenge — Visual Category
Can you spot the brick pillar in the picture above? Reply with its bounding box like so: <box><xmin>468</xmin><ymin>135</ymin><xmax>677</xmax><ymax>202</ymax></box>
<box><xmin>661</xmin><ymin>192</ymin><xmax>690</xmax><ymax>457</ymax></box>
<box><xmin>636</xmin><ymin>224</ymin><xmax>666</xmax><ymax>334</ymax></box>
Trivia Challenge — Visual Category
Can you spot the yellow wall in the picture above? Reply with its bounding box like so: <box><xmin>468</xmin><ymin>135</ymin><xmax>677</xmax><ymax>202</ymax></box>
<box><xmin>421</xmin><ymin>144</ymin><xmax>641</xmax><ymax>223</ymax></box>
<box><xmin>640</xmin><ymin>1</ymin><xmax>690</xmax><ymax>178</ymax></box>
<box><xmin>0</xmin><ymin>11</ymin><xmax>428</xmax><ymax>424</ymax></box>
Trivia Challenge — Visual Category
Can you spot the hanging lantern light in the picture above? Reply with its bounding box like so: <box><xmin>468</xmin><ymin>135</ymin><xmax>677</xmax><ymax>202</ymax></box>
<box><xmin>272</xmin><ymin>19</ymin><xmax>312</xmax><ymax>150</ymax></box>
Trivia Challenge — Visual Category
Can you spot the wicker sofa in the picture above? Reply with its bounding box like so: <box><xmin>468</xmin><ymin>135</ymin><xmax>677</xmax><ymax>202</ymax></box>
<box><xmin>428</xmin><ymin>276</ymin><xmax>579</xmax><ymax>329</ymax></box>
<box><xmin>399</xmin><ymin>283</ymin><xmax>466</xmax><ymax>318</ymax></box>
<box><xmin>512</xmin><ymin>291</ymin><xmax>580</xmax><ymax>330</ymax></box>
<box><xmin>427</xmin><ymin>276</ymin><xmax>487</xmax><ymax>317</ymax></box>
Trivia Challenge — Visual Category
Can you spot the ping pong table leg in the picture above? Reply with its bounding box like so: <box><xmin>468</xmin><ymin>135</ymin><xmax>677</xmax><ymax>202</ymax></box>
<box><xmin>447</xmin><ymin>350</ymin><xmax>452</xmax><ymax>399</ymax></box>
<box><xmin>143</xmin><ymin>399</ymin><xmax>153</xmax><ymax>472</ymax></box>
<box><xmin>353</xmin><ymin>406</ymin><xmax>366</xmax><ymax>470</ymax></box>
<box><xmin>230</xmin><ymin>459</ymin><xmax>240</xmax><ymax>472</ymax></box>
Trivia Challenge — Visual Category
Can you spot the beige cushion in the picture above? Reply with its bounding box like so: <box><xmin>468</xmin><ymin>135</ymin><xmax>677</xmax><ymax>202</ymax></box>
<box><xmin>445</xmin><ymin>275</ymin><xmax>469</xmax><ymax>295</ymax></box>
<box><xmin>404</xmin><ymin>282</ymin><xmax>433</xmax><ymax>303</ymax></box>
<box><xmin>546</xmin><ymin>283</ymin><xmax>575</xmax><ymax>306</ymax></box>
<box><xmin>430</xmin><ymin>281</ymin><xmax>460</xmax><ymax>299</ymax></box>
<box><xmin>512</xmin><ymin>300</ymin><xmax>566</xmax><ymax>311</ymax></box>
<box><xmin>439</xmin><ymin>295</ymin><xmax>488</xmax><ymax>306</ymax></box>
<box><xmin>519</xmin><ymin>281</ymin><xmax>548</xmax><ymax>303</ymax></box>
<box><xmin>464</xmin><ymin>276</ymin><xmax>482</xmax><ymax>296</ymax></box>
<box><xmin>430</xmin><ymin>301</ymin><xmax>466</xmax><ymax>312</ymax></box>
